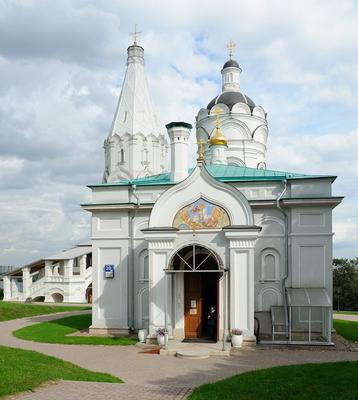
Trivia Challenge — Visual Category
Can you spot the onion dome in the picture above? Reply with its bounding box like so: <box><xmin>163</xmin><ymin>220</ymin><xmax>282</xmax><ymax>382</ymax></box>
<box><xmin>210</xmin><ymin>126</ymin><xmax>228</xmax><ymax>146</ymax></box>
<box><xmin>207</xmin><ymin>91</ymin><xmax>255</xmax><ymax>111</ymax></box>
<box><xmin>223</xmin><ymin>59</ymin><xmax>240</xmax><ymax>69</ymax></box>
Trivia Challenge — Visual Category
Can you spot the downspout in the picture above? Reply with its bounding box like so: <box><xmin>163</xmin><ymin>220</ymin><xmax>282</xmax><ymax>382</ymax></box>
<box><xmin>129</xmin><ymin>183</ymin><xmax>140</xmax><ymax>331</ymax></box>
<box><xmin>276</xmin><ymin>179</ymin><xmax>289</xmax><ymax>338</ymax></box>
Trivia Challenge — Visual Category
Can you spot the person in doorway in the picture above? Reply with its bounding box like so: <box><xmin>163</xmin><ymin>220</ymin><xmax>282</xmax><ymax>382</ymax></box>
<box><xmin>207</xmin><ymin>305</ymin><xmax>217</xmax><ymax>340</ymax></box>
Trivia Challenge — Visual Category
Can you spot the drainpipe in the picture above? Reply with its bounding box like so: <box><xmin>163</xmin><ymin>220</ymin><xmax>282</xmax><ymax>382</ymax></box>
<box><xmin>129</xmin><ymin>183</ymin><xmax>140</xmax><ymax>331</ymax></box>
<box><xmin>276</xmin><ymin>179</ymin><xmax>289</xmax><ymax>338</ymax></box>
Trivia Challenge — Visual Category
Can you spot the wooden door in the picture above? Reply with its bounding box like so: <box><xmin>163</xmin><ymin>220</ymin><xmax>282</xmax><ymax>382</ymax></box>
<box><xmin>184</xmin><ymin>273</ymin><xmax>202</xmax><ymax>338</ymax></box>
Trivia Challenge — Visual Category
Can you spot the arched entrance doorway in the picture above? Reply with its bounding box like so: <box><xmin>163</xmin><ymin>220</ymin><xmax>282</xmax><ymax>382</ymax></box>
<box><xmin>86</xmin><ymin>283</ymin><xmax>92</xmax><ymax>304</ymax></box>
<box><xmin>169</xmin><ymin>245</ymin><xmax>223</xmax><ymax>341</ymax></box>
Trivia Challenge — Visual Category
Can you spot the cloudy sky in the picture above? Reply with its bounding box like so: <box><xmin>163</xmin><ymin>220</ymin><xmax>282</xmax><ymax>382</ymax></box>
<box><xmin>1</xmin><ymin>0</ymin><xmax>357</xmax><ymax>266</ymax></box>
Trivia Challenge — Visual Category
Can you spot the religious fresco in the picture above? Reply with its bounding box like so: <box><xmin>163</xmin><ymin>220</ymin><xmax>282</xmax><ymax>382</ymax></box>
<box><xmin>173</xmin><ymin>198</ymin><xmax>230</xmax><ymax>230</ymax></box>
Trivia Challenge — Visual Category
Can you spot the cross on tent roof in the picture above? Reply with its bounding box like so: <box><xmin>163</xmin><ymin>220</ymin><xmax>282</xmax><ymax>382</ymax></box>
<box><xmin>130</xmin><ymin>24</ymin><xmax>141</xmax><ymax>45</ymax></box>
<box><xmin>227</xmin><ymin>39</ymin><xmax>236</xmax><ymax>59</ymax></box>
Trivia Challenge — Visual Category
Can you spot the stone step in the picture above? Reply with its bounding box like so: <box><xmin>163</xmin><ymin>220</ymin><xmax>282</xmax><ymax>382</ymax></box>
<box><xmin>175</xmin><ymin>349</ymin><xmax>210</xmax><ymax>359</ymax></box>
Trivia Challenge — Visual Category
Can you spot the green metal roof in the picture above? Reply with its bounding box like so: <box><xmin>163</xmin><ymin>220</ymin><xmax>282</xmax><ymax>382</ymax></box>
<box><xmin>89</xmin><ymin>164</ymin><xmax>335</xmax><ymax>188</ymax></box>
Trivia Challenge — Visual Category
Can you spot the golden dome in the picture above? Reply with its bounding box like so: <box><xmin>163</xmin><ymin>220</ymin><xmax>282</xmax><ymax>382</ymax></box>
<box><xmin>209</xmin><ymin>108</ymin><xmax>228</xmax><ymax>146</ymax></box>
<box><xmin>210</xmin><ymin>126</ymin><xmax>228</xmax><ymax>146</ymax></box>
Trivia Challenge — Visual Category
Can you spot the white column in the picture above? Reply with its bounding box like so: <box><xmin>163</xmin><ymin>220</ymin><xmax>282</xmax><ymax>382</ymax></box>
<box><xmin>3</xmin><ymin>275</ymin><xmax>11</xmax><ymax>300</ymax></box>
<box><xmin>225</xmin><ymin>229</ymin><xmax>260</xmax><ymax>340</ymax></box>
<box><xmin>22</xmin><ymin>267</ymin><xmax>31</xmax><ymax>300</ymax></box>
<box><xmin>45</xmin><ymin>261</ymin><xmax>52</xmax><ymax>278</ymax></box>
<box><xmin>79</xmin><ymin>255</ymin><xmax>87</xmax><ymax>277</ymax></box>
<box><xmin>64</xmin><ymin>259</ymin><xmax>74</xmax><ymax>278</ymax></box>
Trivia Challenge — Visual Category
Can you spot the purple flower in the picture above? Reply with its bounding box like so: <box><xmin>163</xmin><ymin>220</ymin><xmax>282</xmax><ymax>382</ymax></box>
<box><xmin>155</xmin><ymin>328</ymin><xmax>168</xmax><ymax>336</ymax></box>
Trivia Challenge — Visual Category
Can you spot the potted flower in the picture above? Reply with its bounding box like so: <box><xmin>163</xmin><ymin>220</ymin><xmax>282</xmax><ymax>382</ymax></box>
<box><xmin>155</xmin><ymin>328</ymin><xmax>168</xmax><ymax>346</ymax></box>
<box><xmin>138</xmin><ymin>328</ymin><xmax>147</xmax><ymax>343</ymax></box>
<box><xmin>231</xmin><ymin>329</ymin><xmax>243</xmax><ymax>348</ymax></box>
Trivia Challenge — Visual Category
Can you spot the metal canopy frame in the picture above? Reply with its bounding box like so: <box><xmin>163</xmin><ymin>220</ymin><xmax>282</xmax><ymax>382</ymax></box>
<box><xmin>285</xmin><ymin>288</ymin><xmax>333</xmax><ymax>344</ymax></box>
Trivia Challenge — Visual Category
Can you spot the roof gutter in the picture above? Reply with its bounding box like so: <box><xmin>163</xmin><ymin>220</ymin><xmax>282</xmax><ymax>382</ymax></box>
<box><xmin>276</xmin><ymin>179</ymin><xmax>289</xmax><ymax>338</ymax></box>
<box><xmin>129</xmin><ymin>183</ymin><xmax>140</xmax><ymax>332</ymax></box>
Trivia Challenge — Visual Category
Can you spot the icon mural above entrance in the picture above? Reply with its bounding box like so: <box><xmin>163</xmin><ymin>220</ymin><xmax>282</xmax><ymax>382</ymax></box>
<box><xmin>173</xmin><ymin>198</ymin><xmax>230</xmax><ymax>230</ymax></box>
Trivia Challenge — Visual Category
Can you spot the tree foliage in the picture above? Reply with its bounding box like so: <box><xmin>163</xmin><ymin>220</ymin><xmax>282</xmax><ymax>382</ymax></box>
<box><xmin>333</xmin><ymin>258</ymin><xmax>358</xmax><ymax>311</ymax></box>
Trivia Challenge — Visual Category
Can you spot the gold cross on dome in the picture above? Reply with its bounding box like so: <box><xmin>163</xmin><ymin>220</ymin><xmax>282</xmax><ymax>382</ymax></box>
<box><xmin>130</xmin><ymin>24</ymin><xmax>142</xmax><ymax>45</ymax></box>
<box><xmin>197</xmin><ymin>139</ymin><xmax>205</xmax><ymax>160</ymax></box>
<box><xmin>213</xmin><ymin>108</ymin><xmax>223</xmax><ymax>129</ymax></box>
<box><xmin>227</xmin><ymin>39</ymin><xmax>236</xmax><ymax>59</ymax></box>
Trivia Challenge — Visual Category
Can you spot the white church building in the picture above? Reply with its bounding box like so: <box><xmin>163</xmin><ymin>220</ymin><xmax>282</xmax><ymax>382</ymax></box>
<box><xmin>82</xmin><ymin>38</ymin><xmax>342</xmax><ymax>345</ymax></box>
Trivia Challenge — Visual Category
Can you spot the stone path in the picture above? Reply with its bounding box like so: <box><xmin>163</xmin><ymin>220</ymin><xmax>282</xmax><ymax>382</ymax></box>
<box><xmin>1</xmin><ymin>311</ymin><xmax>358</xmax><ymax>399</ymax></box>
<box><xmin>333</xmin><ymin>313</ymin><xmax>358</xmax><ymax>322</ymax></box>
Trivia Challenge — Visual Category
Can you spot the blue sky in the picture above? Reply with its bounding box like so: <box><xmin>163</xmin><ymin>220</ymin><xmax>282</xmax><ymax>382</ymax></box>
<box><xmin>0</xmin><ymin>0</ymin><xmax>357</xmax><ymax>265</ymax></box>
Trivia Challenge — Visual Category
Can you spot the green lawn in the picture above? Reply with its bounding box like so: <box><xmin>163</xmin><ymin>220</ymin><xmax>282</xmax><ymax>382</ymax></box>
<box><xmin>14</xmin><ymin>313</ymin><xmax>137</xmax><ymax>345</ymax></box>
<box><xmin>0</xmin><ymin>345</ymin><xmax>121</xmax><ymax>398</ymax></box>
<box><xmin>0</xmin><ymin>301</ymin><xmax>90</xmax><ymax>322</ymax></box>
<box><xmin>189</xmin><ymin>361</ymin><xmax>358</xmax><ymax>400</ymax></box>
<box><xmin>333</xmin><ymin>319</ymin><xmax>358</xmax><ymax>342</ymax></box>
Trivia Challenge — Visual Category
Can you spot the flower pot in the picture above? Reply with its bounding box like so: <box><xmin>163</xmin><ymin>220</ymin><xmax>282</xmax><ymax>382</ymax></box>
<box><xmin>231</xmin><ymin>334</ymin><xmax>243</xmax><ymax>348</ymax></box>
<box><xmin>138</xmin><ymin>329</ymin><xmax>147</xmax><ymax>343</ymax></box>
<box><xmin>157</xmin><ymin>334</ymin><xmax>165</xmax><ymax>346</ymax></box>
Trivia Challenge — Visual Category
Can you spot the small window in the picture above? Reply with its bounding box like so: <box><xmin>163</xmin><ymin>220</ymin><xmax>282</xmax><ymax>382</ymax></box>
<box><xmin>86</xmin><ymin>253</ymin><xmax>92</xmax><ymax>269</ymax></box>
<box><xmin>123</xmin><ymin>111</ymin><xmax>128</xmax><ymax>122</ymax></box>
<box><xmin>120</xmin><ymin>149</ymin><xmax>125</xmax><ymax>163</ymax></box>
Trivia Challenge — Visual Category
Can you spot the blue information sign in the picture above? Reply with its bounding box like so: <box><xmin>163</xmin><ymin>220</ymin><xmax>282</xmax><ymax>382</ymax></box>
<box><xmin>104</xmin><ymin>264</ymin><xmax>115</xmax><ymax>279</ymax></box>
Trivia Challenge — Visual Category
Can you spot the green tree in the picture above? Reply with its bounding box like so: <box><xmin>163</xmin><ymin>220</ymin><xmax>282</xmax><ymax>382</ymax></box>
<box><xmin>333</xmin><ymin>258</ymin><xmax>358</xmax><ymax>311</ymax></box>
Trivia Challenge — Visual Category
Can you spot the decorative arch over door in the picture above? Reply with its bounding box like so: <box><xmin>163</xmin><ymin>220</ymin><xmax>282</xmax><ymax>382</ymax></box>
<box><xmin>149</xmin><ymin>164</ymin><xmax>253</xmax><ymax>228</ymax></box>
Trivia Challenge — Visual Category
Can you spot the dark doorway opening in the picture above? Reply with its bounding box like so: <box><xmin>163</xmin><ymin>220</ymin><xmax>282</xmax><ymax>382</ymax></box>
<box><xmin>202</xmin><ymin>272</ymin><xmax>218</xmax><ymax>341</ymax></box>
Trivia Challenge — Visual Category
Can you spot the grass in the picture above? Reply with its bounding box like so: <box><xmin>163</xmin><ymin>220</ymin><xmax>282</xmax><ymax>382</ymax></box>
<box><xmin>333</xmin><ymin>319</ymin><xmax>358</xmax><ymax>342</ymax></box>
<box><xmin>0</xmin><ymin>301</ymin><xmax>90</xmax><ymax>322</ymax></box>
<box><xmin>334</xmin><ymin>310</ymin><xmax>358</xmax><ymax>315</ymax></box>
<box><xmin>14</xmin><ymin>313</ymin><xmax>137</xmax><ymax>345</ymax></box>
<box><xmin>188</xmin><ymin>361</ymin><xmax>358</xmax><ymax>400</ymax></box>
<box><xmin>0</xmin><ymin>345</ymin><xmax>121</xmax><ymax>398</ymax></box>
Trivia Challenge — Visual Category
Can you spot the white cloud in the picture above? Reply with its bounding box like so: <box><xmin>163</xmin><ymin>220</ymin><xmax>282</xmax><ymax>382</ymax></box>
<box><xmin>1</xmin><ymin>0</ymin><xmax>358</xmax><ymax>265</ymax></box>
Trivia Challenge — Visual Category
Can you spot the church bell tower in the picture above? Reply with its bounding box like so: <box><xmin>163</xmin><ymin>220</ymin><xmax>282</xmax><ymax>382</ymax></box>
<box><xmin>103</xmin><ymin>28</ymin><xmax>168</xmax><ymax>182</ymax></box>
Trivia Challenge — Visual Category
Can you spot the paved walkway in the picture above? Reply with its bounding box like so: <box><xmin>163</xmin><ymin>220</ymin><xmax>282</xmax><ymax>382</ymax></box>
<box><xmin>1</xmin><ymin>311</ymin><xmax>358</xmax><ymax>400</ymax></box>
<box><xmin>333</xmin><ymin>313</ymin><xmax>358</xmax><ymax>321</ymax></box>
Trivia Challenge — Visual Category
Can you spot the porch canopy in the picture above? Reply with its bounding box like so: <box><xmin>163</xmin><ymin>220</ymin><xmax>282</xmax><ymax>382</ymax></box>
<box><xmin>286</xmin><ymin>288</ymin><xmax>332</xmax><ymax>344</ymax></box>
<box><xmin>286</xmin><ymin>288</ymin><xmax>332</xmax><ymax>308</ymax></box>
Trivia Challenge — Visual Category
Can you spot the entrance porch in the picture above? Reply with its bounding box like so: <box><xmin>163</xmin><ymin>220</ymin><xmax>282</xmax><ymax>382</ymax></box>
<box><xmin>142</xmin><ymin>226</ymin><xmax>261</xmax><ymax>345</ymax></box>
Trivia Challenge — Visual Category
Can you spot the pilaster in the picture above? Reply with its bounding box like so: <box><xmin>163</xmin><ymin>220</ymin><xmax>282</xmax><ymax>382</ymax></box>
<box><xmin>79</xmin><ymin>254</ymin><xmax>87</xmax><ymax>277</ymax></box>
<box><xmin>3</xmin><ymin>275</ymin><xmax>11</xmax><ymax>300</ymax></box>
<box><xmin>22</xmin><ymin>267</ymin><xmax>31</xmax><ymax>300</ymax></box>
<box><xmin>224</xmin><ymin>227</ymin><xmax>260</xmax><ymax>339</ymax></box>
<box><xmin>143</xmin><ymin>228</ymin><xmax>177</xmax><ymax>338</ymax></box>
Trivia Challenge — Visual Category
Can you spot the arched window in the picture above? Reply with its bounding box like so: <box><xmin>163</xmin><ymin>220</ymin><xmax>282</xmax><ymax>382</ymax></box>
<box><xmin>120</xmin><ymin>149</ymin><xmax>125</xmax><ymax>163</ymax></box>
<box><xmin>260</xmin><ymin>248</ymin><xmax>280</xmax><ymax>281</ymax></box>
<box><xmin>139</xmin><ymin>249</ymin><xmax>149</xmax><ymax>281</ymax></box>
<box><xmin>258</xmin><ymin>287</ymin><xmax>282</xmax><ymax>311</ymax></box>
